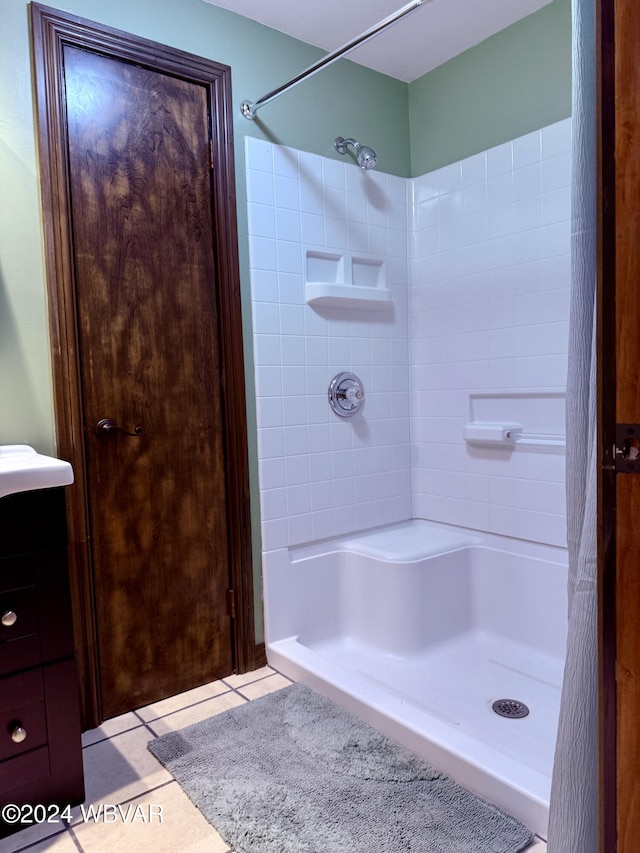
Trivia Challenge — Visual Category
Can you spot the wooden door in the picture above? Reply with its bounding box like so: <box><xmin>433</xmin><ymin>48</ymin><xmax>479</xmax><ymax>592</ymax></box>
<box><xmin>599</xmin><ymin>0</ymin><xmax>640</xmax><ymax>848</ymax></box>
<box><xmin>65</xmin><ymin>46</ymin><xmax>232</xmax><ymax>718</ymax></box>
<box><xmin>31</xmin><ymin>6</ymin><xmax>258</xmax><ymax>725</ymax></box>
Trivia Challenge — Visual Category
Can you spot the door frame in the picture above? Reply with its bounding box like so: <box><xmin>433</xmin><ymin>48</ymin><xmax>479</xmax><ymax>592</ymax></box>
<box><xmin>30</xmin><ymin>3</ymin><xmax>258</xmax><ymax>728</ymax></box>
<box><xmin>597</xmin><ymin>0</ymin><xmax>616</xmax><ymax>843</ymax></box>
<box><xmin>596</xmin><ymin>0</ymin><xmax>640</xmax><ymax>848</ymax></box>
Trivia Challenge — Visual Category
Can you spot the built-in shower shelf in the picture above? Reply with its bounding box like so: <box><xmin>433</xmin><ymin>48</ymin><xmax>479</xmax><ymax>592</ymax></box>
<box><xmin>305</xmin><ymin>248</ymin><xmax>391</xmax><ymax>310</ymax></box>
<box><xmin>305</xmin><ymin>282</ymin><xmax>392</xmax><ymax>309</ymax></box>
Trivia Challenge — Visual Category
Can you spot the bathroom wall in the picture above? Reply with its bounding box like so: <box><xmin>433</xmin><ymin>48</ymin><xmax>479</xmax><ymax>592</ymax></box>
<box><xmin>0</xmin><ymin>0</ymin><xmax>409</xmax><ymax>644</ymax></box>
<box><xmin>0</xmin><ymin>0</ymin><xmax>410</xmax><ymax>457</ymax></box>
<box><xmin>408</xmin><ymin>0</ymin><xmax>572</xmax><ymax>174</ymax></box>
<box><xmin>246</xmin><ymin>138</ymin><xmax>412</xmax><ymax>549</ymax></box>
<box><xmin>250</xmin><ymin>117</ymin><xmax>571</xmax><ymax>555</ymax></box>
<box><xmin>0</xmin><ymin>0</ymin><xmax>572</xmax><ymax>641</ymax></box>
<box><xmin>410</xmin><ymin>118</ymin><xmax>571</xmax><ymax>548</ymax></box>
<box><xmin>0</xmin><ymin>0</ymin><xmax>572</xmax><ymax>453</ymax></box>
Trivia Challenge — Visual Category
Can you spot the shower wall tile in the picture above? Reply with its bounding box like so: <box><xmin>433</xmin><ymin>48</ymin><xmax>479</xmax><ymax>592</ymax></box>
<box><xmin>248</xmin><ymin>119</ymin><xmax>570</xmax><ymax>557</ymax></box>
<box><xmin>246</xmin><ymin>137</ymin><xmax>411</xmax><ymax>551</ymax></box>
<box><xmin>409</xmin><ymin>117</ymin><xmax>571</xmax><ymax>548</ymax></box>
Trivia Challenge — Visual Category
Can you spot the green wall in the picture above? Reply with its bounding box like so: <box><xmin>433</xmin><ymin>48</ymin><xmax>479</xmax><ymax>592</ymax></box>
<box><xmin>0</xmin><ymin>0</ymin><xmax>409</xmax><ymax>643</ymax></box>
<box><xmin>408</xmin><ymin>0</ymin><xmax>572</xmax><ymax>175</ymax></box>
<box><xmin>0</xmin><ymin>0</ymin><xmax>571</xmax><ymax>646</ymax></box>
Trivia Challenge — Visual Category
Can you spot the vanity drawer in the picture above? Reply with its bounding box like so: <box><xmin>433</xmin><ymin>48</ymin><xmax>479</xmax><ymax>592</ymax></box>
<box><xmin>0</xmin><ymin>586</ymin><xmax>40</xmax><ymax>676</ymax></box>
<box><xmin>0</xmin><ymin>701</ymin><xmax>47</xmax><ymax>762</ymax></box>
<box><xmin>0</xmin><ymin>669</ymin><xmax>44</xmax><ymax>712</ymax></box>
<box><xmin>0</xmin><ymin>746</ymin><xmax>50</xmax><ymax>793</ymax></box>
<box><xmin>0</xmin><ymin>635</ymin><xmax>41</xmax><ymax>678</ymax></box>
<box><xmin>0</xmin><ymin>488</ymin><xmax>67</xmax><ymax>557</ymax></box>
<box><xmin>0</xmin><ymin>552</ymin><xmax>73</xmax><ymax>665</ymax></box>
<box><xmin>0</xmin><ymin>669</ymin><xmax>47</xmax><ymax>761</ymax></box>
<box><xmin>0</xmin><ymin>587</ymin><xmax>38</xmax><ymax>642</ymax></box>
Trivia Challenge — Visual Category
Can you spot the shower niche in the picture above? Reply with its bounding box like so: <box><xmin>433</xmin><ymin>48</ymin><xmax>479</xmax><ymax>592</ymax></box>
<box><xmin>305</xmin><ymin>249</ymin><xmax>391</xmax><ymax>310</ymax></box>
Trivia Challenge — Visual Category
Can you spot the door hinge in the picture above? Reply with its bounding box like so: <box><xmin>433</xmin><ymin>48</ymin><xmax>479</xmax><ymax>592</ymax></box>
<box><xmin>209</xmin><ymin>138</ymin><xmax>214</xmax><ymax>171</ymax></box>
<box><xmin>226</xmin><ymin>588</ymin><xmax>236</xmax><ymax>620</ymax></box>
<box><xmin>615</xmin><ymin>424</ymin><xmax>640</xmax><ymax>473</ymax></box>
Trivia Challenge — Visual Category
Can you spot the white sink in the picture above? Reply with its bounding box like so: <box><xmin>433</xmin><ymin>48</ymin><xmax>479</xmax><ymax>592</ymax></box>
<box><xmin>0</xmin><ymin>445</ymin><xmax>74</xmax><ymax>499</ymax></box>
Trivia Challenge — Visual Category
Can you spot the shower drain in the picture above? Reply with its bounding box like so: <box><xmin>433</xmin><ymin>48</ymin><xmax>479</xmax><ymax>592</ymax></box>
<box><xmin>492</xmin><ymin>699</ymin><xmax>530</xmax><ymax>719</ymax></box>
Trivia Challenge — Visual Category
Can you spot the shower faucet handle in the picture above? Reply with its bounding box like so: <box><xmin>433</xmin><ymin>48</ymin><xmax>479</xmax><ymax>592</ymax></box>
<box><xmin>341</xmin><ymin>385</ymin><xmax>364</xmax><ymax>403</ymax></box>
<box><xmin>329</xmin><ymin>372</ymin><xmax>365</xmax><ymax>418</ymax></box>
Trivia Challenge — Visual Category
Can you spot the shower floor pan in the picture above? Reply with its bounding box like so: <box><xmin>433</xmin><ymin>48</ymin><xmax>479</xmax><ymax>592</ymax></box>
<box><xmin>264</xmin><ymin>521</ymin><xmax>568</xmax><ymax>839</ymax></box>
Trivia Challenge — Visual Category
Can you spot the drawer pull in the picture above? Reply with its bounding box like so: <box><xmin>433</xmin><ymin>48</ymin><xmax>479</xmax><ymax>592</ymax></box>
<box><xmin>10</xmin><ymin>725</ymin><xmax>27</xmax><ymax>744</ymax></box>
<box><xmin>1</xmin><ymin>611</ymin><xmax>17</xmax><ymax>628</ymax></box>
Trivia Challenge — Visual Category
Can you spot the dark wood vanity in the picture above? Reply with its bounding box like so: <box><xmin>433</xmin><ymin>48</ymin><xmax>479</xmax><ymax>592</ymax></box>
<box><xmin>0</xmin><ymin>486</ymin><xmax>84</xmax><ymax>836</ymax></box>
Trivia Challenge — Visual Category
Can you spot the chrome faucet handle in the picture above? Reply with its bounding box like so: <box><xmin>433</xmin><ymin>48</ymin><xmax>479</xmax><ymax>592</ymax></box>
<box><xmin>340</xmin><ymin>386</ymin><xmax>363</xmax><ymax>403</ymax></box>
<box><xmin>329</xmin><ymin>372</ymin><xmax>365</xmax><ymax>418</ymax></box>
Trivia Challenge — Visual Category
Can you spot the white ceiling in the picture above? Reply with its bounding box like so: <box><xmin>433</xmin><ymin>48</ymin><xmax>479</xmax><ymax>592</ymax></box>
<box><xmin>202</xmin><ymin>0</ymin><xmax>555</xmax><ymax>83</ymax></box>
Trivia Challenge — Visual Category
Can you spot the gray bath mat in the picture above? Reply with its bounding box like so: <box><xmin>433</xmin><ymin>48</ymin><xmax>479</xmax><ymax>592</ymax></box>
<box><xmin>148</xmin><ymin>682</ymin><xmax>534</xmax><ymax>853</ymax></box>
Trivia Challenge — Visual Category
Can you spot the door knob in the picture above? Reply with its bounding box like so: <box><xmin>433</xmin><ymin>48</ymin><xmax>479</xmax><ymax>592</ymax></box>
<box><xmin>95</xmin><ymin>418</ymin><xmax>143</xmax><ymax>438</ymax></box>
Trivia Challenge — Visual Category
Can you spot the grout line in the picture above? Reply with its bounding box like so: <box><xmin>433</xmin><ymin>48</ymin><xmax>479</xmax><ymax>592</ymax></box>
<box><xmin>116</xmin><ymin>778</ymin><xmax>176</xmax><ymax>805</ymax></box>
<box><xmin>64</xmin><ymin>780</ymin><xmax>177</xmax><ymax>831</ymax></box>
<box><xmin>85</xmin><ymin>778</ymin><xmax>176</xmax><ymax>813</ymax></box>
<box><xmin>157</xmin><ymin>673</ymin><xmax>292</xmax><ymax>734</ymax></box>
<box><xmin>7</xmin><ymin>828</ymin><xmax>69</xmax><ymax>853</ymax></box>
<box><xmin>140</xmin><ymin>717</ymin><xmax>162</xmax><ymax>739</ymax></box>
<box><xmin>234</xmin><ymin>680</ymin><xmax>292</xmax><ymax>701</ymax></box>
<box><xmin>67</xmin><ymin>824</ymin><xmax>84</xmax><ymax>852</ymax></box>
<box><xmin>89</xmin><ymin>685</ymin><xmax>240</xmax><ymax>737</ymax></box>
<box><xmin>138</xmin><ymin>686</ymin><xmax>235</xmax><ymax>728</ymax></box>
<box><xmin>82</xmin><ymin>720</ymin><xmax>144</xmax><ymax>749</ymax></box>
<box><xmin>221</xmin><ymin>668</ymin><xmax>278</xmax><ymax>690</ymax></box>
<box><xmin>221</xmin><ymin>676</ymin><xmax>278</xmax><ymax>699</ymax></box>
<box><xmin>84</xmin><ymin>670</ymin><xmax>280</xmax><ymax>750</ymax></box>
<box><xmin>221</xmin><ymin>671</ymin><xmax>284</xmax><ymax>695</ymax></box>
<box><xmin>141</xmin><ymin>670</ymin><xmax>288</xmax><ymax>738</ymax></box>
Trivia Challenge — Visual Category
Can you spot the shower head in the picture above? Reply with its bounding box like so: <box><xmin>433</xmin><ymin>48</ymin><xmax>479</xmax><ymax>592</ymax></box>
<box><xmin>334</xmin><ymin>137</ymin><xmax>378</xmax><ymax>170</ymax></box>
<box><xmin>356</xmin><ymin>145</ymin><xmax>378</xmax><ymax>171</ymax></box>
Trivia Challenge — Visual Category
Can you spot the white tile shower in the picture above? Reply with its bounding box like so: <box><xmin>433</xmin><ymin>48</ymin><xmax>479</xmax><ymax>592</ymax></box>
<box><xmin>410</xmin><ymin>121</ymin><xmax>570</xmax><ymax>547</ymax></box>
<box><xmin>246</xmin><ymin>117</ymin><xmax>571</xmax><ymax>553</ymax></box>
<box><xmin>247</xmin><ymin>140</ymin><xmax>413</xmax><ymax>550</ymax></box>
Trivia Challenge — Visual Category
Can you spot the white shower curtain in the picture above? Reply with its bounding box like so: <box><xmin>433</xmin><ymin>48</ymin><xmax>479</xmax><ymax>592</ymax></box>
<box><xmin>547</xmin><ymin>1</ymin><xmax>598</xmax><ymax>851</ymax></box>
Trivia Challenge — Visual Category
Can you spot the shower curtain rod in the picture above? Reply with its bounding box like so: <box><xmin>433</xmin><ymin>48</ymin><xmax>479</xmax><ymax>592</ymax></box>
<box><xmin>240</xmin><ymin>0</ymin><xmax>424</xmax><ymax>119</ymax></box>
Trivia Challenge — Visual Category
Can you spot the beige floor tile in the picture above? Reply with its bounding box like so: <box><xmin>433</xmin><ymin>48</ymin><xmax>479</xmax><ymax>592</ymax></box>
<box><xmin>236</xmin><ymin>672</ymin><xmax>292</xmax><ymax>700</ymax></box>
<box><xmin>0</xmin><ymin>822</ymin><xmax>69</xmax><ymax>853</ymax></box>
<box><xmin>4</xmin><ymin>830</ymin><xmax>79</xmax><ymax>853</ymax></box>
<box><xmin>82</xmin><ymin>711</ymin><xmax>143</xmax><ymax>747</ymax></box>
<box><xmin>147</xmin><ymin>690</ymin><xmax>247</xmax><ymax>736</ymax></box>
<box><xmin>71</xmin><ymin>725</ymin><xmax>172</xmax><ymax>821</ymax></box>
<box><xmin>136</xmin><ymin>680</ymin><xmax>231</xmax><ymax>723</ymax></box>
<box><xmin>72</xmin><ymin>782</ymin><xmax>232</xmax><ymax>853</ymax></box>
<box><xmin>221</xmin><ymin>665</ymin><xmax>275</xmax><ymax>689</ymax></box>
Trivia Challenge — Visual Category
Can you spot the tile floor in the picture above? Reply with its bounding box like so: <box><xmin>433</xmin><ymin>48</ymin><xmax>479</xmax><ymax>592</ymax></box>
<box><xmin>3</xmin><ymin>666</ymin><xmax>548</xmax><ymax>853</ymax></box>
